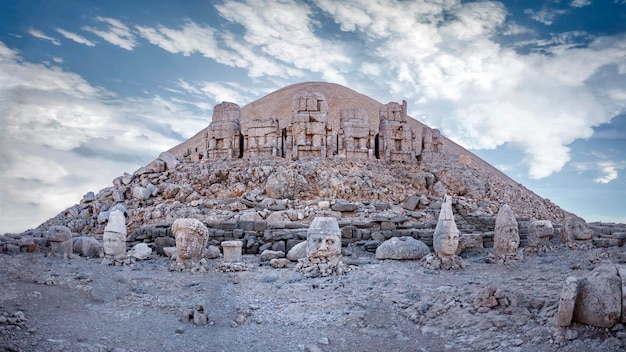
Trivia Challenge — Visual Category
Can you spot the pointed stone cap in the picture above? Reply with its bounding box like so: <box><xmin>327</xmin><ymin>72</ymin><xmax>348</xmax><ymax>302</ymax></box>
<box><xmin>495</xmin><ymin>204</ymin><xmax>517</xmax><ymax>230</ymax></box>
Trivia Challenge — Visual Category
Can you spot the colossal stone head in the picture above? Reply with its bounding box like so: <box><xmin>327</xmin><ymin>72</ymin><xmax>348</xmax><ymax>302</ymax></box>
<box><xmin>494</xmin><ymin>204</ymin><xmax>520</xmax><ymax>255</ymax></box>
<box><xmin>103</xmin><ymin>210</ymin><xmax>127</xmax><ymax>257</ymax></box>
<box><xmin>561</xmin><ymin>216</ymin><xmax>594</xmax><ymax>243</ymax></box>
<box><xmin>172</xmin><ymin>218</ymin><xmax>209</xmax><ymax>262</ymax></box>
<box><xmin>433</xmin><ymin>195</ymin><xmax>460</xmax><ymax>259</ymax></box>
<box><xmin>306</xmin><ymin>217</ymin><xmax>341</xmax><ymax>258</ymax></box>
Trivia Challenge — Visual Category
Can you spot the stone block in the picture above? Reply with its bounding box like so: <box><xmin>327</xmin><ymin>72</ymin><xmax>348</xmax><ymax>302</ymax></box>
<box><xmin>402</xmin><ymin>196</ymin><xmax>420</xmax><ymax>211</ymax></box>
<box><xmin>222</xmin><ymin>240</ymin><xmax>243</xmax><ymax>263</ymax></box>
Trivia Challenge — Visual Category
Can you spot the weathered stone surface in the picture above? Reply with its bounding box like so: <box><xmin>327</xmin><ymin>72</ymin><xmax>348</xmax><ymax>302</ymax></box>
<box><xmin>375</xmin><ymin>237</ymin><xmax>430</xmax><ymax>260</ymax></box>
<box><xmin>331</xmin><ymin>201</ymin><xmax>358</xmax><ymax>212</ymax></box>
<box><xmin>287</xmin><ymin>91</ymin><xmax>330</xmax><ymax>159</ymax></box>
<box><xmin>205</xmin><ymin>245</ymin><xmax>222</xmax><ymax>259</ymax></box>
<box><xmin>132</xmin><ymin>186</ymin><xmax>152</xmax><ymax>201</ymax></box>
<box><xmin>432</xmin><ymin>195</ymin><xmax>459</xmax><ymax>259</ymax></box>
<box><xmin>222</xmin><ymin>240</ymin><xmax>243</xmax><ymax>262</ymax></box>
<box><xmin>243</xmin><ymin>115</ymin><xmax>280</xmax><ymax>158</ymax></box>
<box><xmin>456</xmin><ymin>233</ymin><xmax>484</xmax><ymax>255</ymax></box>
<box><xmin>286</xmin><ymin>241</ymin><xmax>307</xmax><ymax>262</ymax></box>
<box><xmin>378</xmin><ymin>100</ymin><xmax>416</xmax><ymax>162</ymax></box>
<box><xmin>306</xmin><ymin>217</ymin><xmax>341</xmax><ymax>258</ymax></box>
<box><xmin>528</xmin><ymin>220</ymin><xmax>553</xmax><ymax>247</ymax></box>
<box><xmin>47</xmin><ymin>226</ymin><xmax>73</xmax><ymax>258</ymax></box>
<box><xmin>172</xmin><ymin>218</ymin><xmax>209</xmax><ymax>265</ymax></box>
<box><xmin>206</xmin><ymin>102</ymin><xmax>242</xmax><ymax>159</ymax></box>
<box><xmin>73</xmin><ymin>237</ymin><xmax>103</xmax><ymax>258</ymax></box>
<box><xmin>270</xmin><ymin>258</ymin><xmax>289</xmax><ymax>268</ymax></box>
<box><xmin>338</xmin><ymin>108</ymin><xmax>374</xmax><ymax>159</ymax></box>
<box><xmin>260</xmin><ymin>249</ymin><xmax>284</xmax><ymax>262</ymax></box>
<box><xmin>158</xmin><ymin>151</ymin><xmax>179</xmax><ymax>170</ymax></box>
<box><xmin>557</xmin><ymin>276</ymin><xmax>579</xmax><ymax>326</ymax></box>
<box><xmin>103</xmin><ymin>210</ymin><xmax>126</xmax><ymax>257</ymax></box>
<box><xmin>573</xmin><ymin>266</ymin><xmax>622</xmax><ymax>328</ymax></box>
<box><xmin>617</xmin><ymin>266</ymin><xmax>626</xmax><ymax>324</ymax></box>
<box><xmin>562</xmin><ymin>216</ymin><xmax>594</xmax><ymax>243</ymax></box>
<box><xmin>127</xmin><ymin>243</ymin><xmax>151</xmax><ymax>260</ymax></box>
<box><xmin>493</xmin><ymin>204</ymin><xmax>519</xmax><ymax>256</ymax></box>
<box><xmin>402</xmin><ymin>196</ymin><xmax>420</xmax><ymax>211</ymax></box>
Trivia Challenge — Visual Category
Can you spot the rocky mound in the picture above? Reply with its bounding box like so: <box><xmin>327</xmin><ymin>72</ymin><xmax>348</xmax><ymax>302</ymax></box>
<box><xmin>8</xmin><ymin>81</ymin><xmax>575</xmax><ymax>250</ymax></box>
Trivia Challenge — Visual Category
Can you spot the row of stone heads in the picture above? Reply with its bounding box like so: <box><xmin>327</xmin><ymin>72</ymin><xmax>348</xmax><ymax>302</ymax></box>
<box><xmin>211</xmin><ymin>92</ymin><xmax>409</xmax><ymax>124</ymax></box>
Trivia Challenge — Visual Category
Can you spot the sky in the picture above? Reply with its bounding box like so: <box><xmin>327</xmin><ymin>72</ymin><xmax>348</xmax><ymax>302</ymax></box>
<box><xmin>1</xmin><ymin>0</ymin><xmax>625</xmax><ymax>234</ymax></box>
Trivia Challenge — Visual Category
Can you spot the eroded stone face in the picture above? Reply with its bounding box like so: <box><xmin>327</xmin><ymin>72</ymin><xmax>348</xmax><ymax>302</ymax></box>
<box><xmin>433</xmin><ymin>195</ymin><xmax>460</xmax><ymax>259</ymax></box>
<box><xmin>103</xmin><ymin>210</ymin><xmax>126</xmax><ymax>257</ymax></box>
<box><xmin>561</xmin><ymin>217</ymin><xmax>594</xmax><ymax>243</ymax></box>
<box><xmin>528</xmin><ymin>220</ymin><xmax>554</xmax><ymax>247</ymax></box>
<box><xmin>306</xmin><ymin>217</ymin><xmax>341</xmax><ymax>258</ymax></box>
<box><xmin>493</xmin><ymin>204</ymin><xmax>519</xmax><ymax>256</ymax></box>
<box><xmin>172</xmin><ymin>218</ymin><xmax>209</xmax><ymax>263</ymax></box>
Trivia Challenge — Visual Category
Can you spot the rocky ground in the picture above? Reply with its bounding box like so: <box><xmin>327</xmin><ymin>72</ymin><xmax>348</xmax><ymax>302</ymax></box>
<box><xmin>2</xmin><ymin>244</ymin><xmax>626</xmax><ymax>352</ymax></box>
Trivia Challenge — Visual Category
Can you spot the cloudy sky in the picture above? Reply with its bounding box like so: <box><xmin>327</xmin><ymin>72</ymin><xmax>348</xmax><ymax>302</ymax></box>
<box><xmin>1</xmin><ymin>0</ymin><xmax>625</xmax><ymax>234</ymax></box>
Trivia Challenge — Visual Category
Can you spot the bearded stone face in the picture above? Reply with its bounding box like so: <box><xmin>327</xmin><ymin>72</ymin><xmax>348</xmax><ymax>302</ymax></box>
<box><xmin>306</xmin><ymin>232</ymin><xmax>341</xmax><ymax>257</ymax></box>
<box><xmin>172</xmin><ymin>218</ymin><xmax>209</xmax><ymax>262</ymax></box>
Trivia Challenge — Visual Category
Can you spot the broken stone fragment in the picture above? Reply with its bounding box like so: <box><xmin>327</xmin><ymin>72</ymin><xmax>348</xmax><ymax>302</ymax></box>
<box><xmin>375</xmin><ymin>236</ymin><xmax>430</xmax><ymax>260</ymax></box>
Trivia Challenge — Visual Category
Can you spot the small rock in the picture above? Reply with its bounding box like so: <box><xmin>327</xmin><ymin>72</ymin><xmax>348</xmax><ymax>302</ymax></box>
<box><xmin>564</xmin><ymin>329</ymin><xmax>578</xmax><ymax>341</ymax></box>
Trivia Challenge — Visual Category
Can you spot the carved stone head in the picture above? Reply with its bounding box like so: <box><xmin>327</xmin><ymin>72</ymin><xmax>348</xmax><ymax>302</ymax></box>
<box><xmin>433</xmin><ymin>195</ymin><xmax>460</xmax><ymax>259</ymax></box>
<box><xmin>494</xmin><ymin>204</ymin><xmax>520</xmax><ymax>255</ymax></box>
<box><xmin>172</xmin><ymin>218</ymin><xmax>209</xmax><ymax>262</ymax></box>
<box><xmin>306</xmin><ymin>217</ymin><xmax>342</xmax><ymax>258</ymax></box>
<box><xmin>561</xmin><ymin>217</ymin><xmax>594</xmax><ymax>243</ymax></box>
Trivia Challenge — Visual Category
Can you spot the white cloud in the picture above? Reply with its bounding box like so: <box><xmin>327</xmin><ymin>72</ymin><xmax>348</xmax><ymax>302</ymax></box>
<box><xmin>56</xmin><ymin>28</ymin><xmax>96</xmax><ymax>46</ymax></box>
<box><xmin>572</xmin><ymin>160</ymin><xmax>625</xmax><ymax>183</ymax></box>
<box><xmin>594</xmin><ymin>162</ymin><xmax>619</xmax><ymax>183</ymax></box>
<box><xmin>524</xmin><ymin>8</ymin><xmax>569</xmax><ymax>25</ymax></box>
<box><xmin>571</xmin><ymin>0</ymin><xmax>592</xmax><ymax>8</ymax></box>
<box><xmin>0</xmin><ymin>41</ymin><xmax>209</xmax><ymax>233</ymax></box>
<box><xmin>216</xmin><ymin>0</ymin><xmax>352</xmax><ymax>82</ymax></box>
<box><xmin>27</xmin><ymin>28</ymin><xmax>61</xmax><ymax>45</ymax></box>
<box><xmin>82</xmin><ymin>17</ymin><xmax>137</xmax><ymax>50</ymax></box>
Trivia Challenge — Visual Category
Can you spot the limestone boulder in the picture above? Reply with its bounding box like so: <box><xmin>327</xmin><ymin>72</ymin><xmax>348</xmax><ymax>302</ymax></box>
<box><xmin>573</xmin><ymin>266</ymin><xmax>622</xmax><ymax>328</ymax></box>
<box><xmin>128</xmin><ymin>243</ymin><xmax>152</xmax><ymax>260</ymax></box>
<box><xmin>133</xmin><ymin>186</ymin><xmax>152</xmax><ymax>201</ymax></box>
<box><xmin>205</xmin><ymin>245</ymin><xmax>222</xmax><ymax>259</ymax></box>
<box><xmin>557</xmin><ymin>276</ymin><xmax>579</xmax><ymax>326</ymax></box>
<box><xmin>260</xmin><ymin>249</ymin><xmax>285</xmax><ymax>262</ymax></box>
<box><xmin>73</xmin><ymin>237</ymin><xmax>103</xmax><ymax>258</ymax></box>
<box><xmin>264</xmin><ymin>167</ymin><xmax>308</xmax><ymax>199</ymax></box>
<box><xmin>375</xmin><ymin>237</ymin><xmax>430</xmax><ymax>260</ymax></box>
<box><xmin>158</xmin><ymin>151</ymin><xmax>180</xmax><ymax>170</ymax></box>
<box><xmin>287</xmin><ymin>241</ymin><xmax>307</xmax><ymax>261</ymax></box>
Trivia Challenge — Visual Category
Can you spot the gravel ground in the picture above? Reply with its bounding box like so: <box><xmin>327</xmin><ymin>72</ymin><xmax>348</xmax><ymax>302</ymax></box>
<box><xmin>1</xmin><ymin>244</ymin><xmax>625</xmax><ymax>352</ymax></box>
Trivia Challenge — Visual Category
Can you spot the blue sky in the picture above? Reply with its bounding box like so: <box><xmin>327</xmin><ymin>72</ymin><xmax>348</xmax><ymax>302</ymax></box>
<box><xmin>1</xmin><ymin>0</ymin><xmax>625</xmax><ymax>234</ymax></box>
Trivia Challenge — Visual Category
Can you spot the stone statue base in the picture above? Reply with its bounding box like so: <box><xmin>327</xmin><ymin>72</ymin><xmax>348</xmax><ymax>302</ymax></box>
<box><xmin>169</xmin><ymin>258</ymin><xmax>210</xmax><ymax>272</ymax></box>
<box><xmin>420</xmin><ymin>253</ymin><xmax>465</xmax><ymax>270</ymax></box>
<box><xmin>295</xmin><ymin>255</ymin><xmax>350</xmax><ymax>278</ymax></box>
